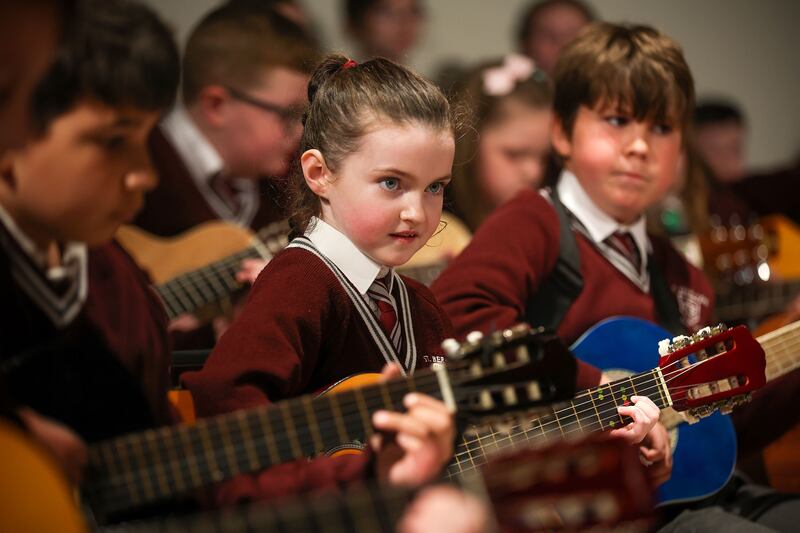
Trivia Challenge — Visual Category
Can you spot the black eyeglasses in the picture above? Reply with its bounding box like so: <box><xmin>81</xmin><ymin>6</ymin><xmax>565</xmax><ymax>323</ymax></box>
<box><xmin>225</xmin><ymin>86</ymin><xmax>304</xmax><ymax>129</ymax></box>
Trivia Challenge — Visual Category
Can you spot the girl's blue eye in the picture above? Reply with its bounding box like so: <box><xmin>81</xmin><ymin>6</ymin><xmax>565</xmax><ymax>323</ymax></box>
<box><xmin>426</xmin><ymin>182</ymin><xmax>445</xmax><ymax>194</ymax></box>
<box><xmin>379</xmin><ymin>178</ymin><xmax>400</xmax><ymax>191</ymax></box>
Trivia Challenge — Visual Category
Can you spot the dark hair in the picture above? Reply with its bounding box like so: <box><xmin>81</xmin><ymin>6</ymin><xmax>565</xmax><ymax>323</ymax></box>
<box><xmin>517</xmin><ymin>0</ymin><xmax>594</xmax><ymax>46</ymax></box>
<box><xmin>182</xmin><ymin>3</ymin><xmax>318</xmax><ymax>104</ymax></box>
<box><xmin>450</xmin><ymin>56</ymin><xmax>553</xmax><ymax>231</ymax></box>
<box><xmin>553</xmin><ymin>22</ymin><xmax>695</xmax><ymax>139</ymax></box>
<box><xmin>30</xmin><ymin>0</ymin><xmax>179</xmax><ymax>132</ymax></box>
<box><xmin>289</xmin><ymin>54</ymin><xmax>454</xmax><ymax>233</ymax></box>
<box><xmin>694</xmin><ymin>99</ymin><xmax>745</xmax><ymax>128</ymax></box>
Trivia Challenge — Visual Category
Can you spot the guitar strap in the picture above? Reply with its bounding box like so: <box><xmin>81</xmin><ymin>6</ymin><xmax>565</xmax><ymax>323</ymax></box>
<box><xmin>287</xmin><ymin>237</ymin><xmax>418</xmax><ymax>376</ymax></box>
<box><xmin>525</xmin><ymin>189</ymin><xmax>584</xmax><ymax>332</ymax></box>
<box><xmin>525</xmin><ymin>189</ymin><xmax>685</xmax><ymax>335</ymax></box>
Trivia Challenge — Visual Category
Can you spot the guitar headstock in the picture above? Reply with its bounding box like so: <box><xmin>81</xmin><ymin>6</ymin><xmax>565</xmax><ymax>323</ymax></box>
<box><xmin>441</xmin><ymin>324</ymin><xmax>577</xmax><ymax>423</ymax></box>
<box><xmin>657</xmin><ymin>324</ymin><xmax>766</xmax><ymax>422</ymax></box>
<box><xmin>483</xmin><ymin>435</ymin><xmax>653</xmax><ymax>532</ymax></box>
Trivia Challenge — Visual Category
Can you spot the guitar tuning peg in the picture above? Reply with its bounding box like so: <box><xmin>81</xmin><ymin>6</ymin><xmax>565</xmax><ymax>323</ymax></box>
<box><xmin>466</xmin><ymin>331</ymin><xmax>484</xmax><ymax>344</ymax></box>
<box><xmin>658</xmin><ymin>339</ymin><xmax>671</xmax><ymax>356</ymax></box>
<box><xmin>441</xmin><ymin>338</ymin><xmax>461</xmax><ymax>358</ymax></box>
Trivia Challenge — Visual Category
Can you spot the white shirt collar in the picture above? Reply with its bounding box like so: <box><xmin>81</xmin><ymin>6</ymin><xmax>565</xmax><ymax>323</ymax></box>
<box><xmin>160</xmin><ymin>106</ymin><xmax>259</xmax><ymax>225</ymax></box>
<box><xmin>305</xmin><ymin>217</ymin><xmax>391</xmax><ymax>295</ymax></box>
<box><xmin>0</xmin><ymin>202</ymin><xmax>87</xmax><ymax>276</ymax></box>
<box><xmin>557</xmin><ymin>169</ymin><xmax>650</xmax><ymax>261</ymax></box>
<box><xmin>160</xmin><ymin>106</ymin><xmax>225</xmax><ymax>185</ymax></box>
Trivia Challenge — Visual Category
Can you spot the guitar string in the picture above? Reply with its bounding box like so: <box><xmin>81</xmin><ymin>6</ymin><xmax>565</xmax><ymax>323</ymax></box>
<box><xmin>91</xmin><ymin>336</ymin><xmax>758</xmax><ymax>509</ymax></box>
<box><xmin>450</xmin><ymin>353</ymin><xmax>749</xmax><ymax>466</ymax></box>
<box><xmin>90</xmin><ymin>372</ymin><xmax>448</xmax><ymax>508</ymax></box>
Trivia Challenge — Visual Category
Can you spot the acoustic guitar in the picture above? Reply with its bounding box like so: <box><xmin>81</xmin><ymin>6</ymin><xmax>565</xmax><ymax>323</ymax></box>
<box><xmin>116</xmin><ymin>213</ymin><xmax>471</xmax><ymax>321</ymax></box>
<box><xmin>445</xmin><ymin>320</ymin><xmax>767</xmax><ymax>507</ymax></box>
<box><xmin>77</xmin><ymin>324</ymin><xmax>575</xmax><ymax>525</ymax></box>
<box><xmin>100</xmin><ymin>434</ymin><xmax>652</xmax><ymax>533</ymax></box>
<box><xmin>571</xmin><ymin>317</ymin><xmax>800</xmax><ymax>505</ymax></box>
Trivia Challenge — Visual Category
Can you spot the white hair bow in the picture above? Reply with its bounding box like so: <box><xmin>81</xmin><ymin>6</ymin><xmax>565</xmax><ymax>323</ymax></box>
<box><xmin>482</xmin><ymin>54</ymin><xmax>537</xmax><ymax>96</ymax></box>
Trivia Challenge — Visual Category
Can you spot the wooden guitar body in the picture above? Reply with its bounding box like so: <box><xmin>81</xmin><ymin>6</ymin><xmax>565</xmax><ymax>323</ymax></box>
<box><xmin>571</xmin><ymin>317</ymin><xmax>738</xmax><ymax>506</ymax></box>
<box><xmin>116</xmin><ymin>222</ymin><xmax>255</xmax><ymax>284</ymax></box>
<box><xmin>0</xmin><ymin>419</ymin><xmax>86</xmax><ymax>533</ymax></box>
<box><xmin>762</xmin><ymin>215</ymin><xmax>800</xmax><ymax>279</ymax></box>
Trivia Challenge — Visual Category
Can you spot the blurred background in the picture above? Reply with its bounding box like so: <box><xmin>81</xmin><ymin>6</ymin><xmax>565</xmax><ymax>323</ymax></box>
<box><xmin>143</xmin><ymin>0</ymin><xmax>800</xmax><ymax>171</ymax></box>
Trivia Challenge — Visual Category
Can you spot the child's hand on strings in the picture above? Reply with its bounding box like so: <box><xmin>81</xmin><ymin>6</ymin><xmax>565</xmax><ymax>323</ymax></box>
<box><xmin>235</xmin><ymin>258</ymin><xmax>270</xmax><ymax>285</ymax></box>
<box><xmin>371</xmin><ymin>364</ymin><xmax>455</xmax><ymax>487</ymax></box>
<box><xmin>610</xmin><ymin>395</ymin><xmax>660</xmax><ymax>444</ymax></box>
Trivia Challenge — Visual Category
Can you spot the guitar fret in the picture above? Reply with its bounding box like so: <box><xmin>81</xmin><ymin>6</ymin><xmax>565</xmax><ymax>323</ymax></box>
<box><xmin>142</xmin><ymin>432</ymin><xmax>171</xmax><ymax>499</ymax></box>
<box><xmin>353</xmin><ymin>388</ymin><xmax>374</xmax><ymax>439</ymax></box>
<box><xmin>155</xmin><ymin>285</ymin><xmax>183</xmax><ymax>318</ymax></box>
<box><xmin>235</xmin><ymin>410</ymin><xmax>261</xmax><ymax>472</ymax></box>
<box><xmin>255</xmin><ymin>407</ymin><xmax>282</xmax><ymax>466</ymax></box>
<box><xmin>583</xmin><ymin>390</ymin><xmax>604</xmax><ymax>433</ymax></box>
<box><xmin>197</xmin><ymin>422</ymin><xmax>224</xmax><ymax>483</ymax></box>
<box><xmin>176</xmin><ymin>425</ymin><xmax>204</xmax><ymax>488</ymax></box>
<box><xmin>604</xmin><ymin>383</ymin><xmax>626</xmax><ymax>429</ymax></box>
<box><xmin>112</xmin><ymin>437</ymin><xmax>142</xmax><ymax>507</ymax></box>
<box><xmin>326</xmin><ymin>393</ymin><xmax>351</xmax><ymax>446</ymax></box>
<box><xmin>280</xmin><ymin>401</ymin><xmax>304</xmax><ymax>458</ymax></box>
<box><xmin>301</xmin><ymin>396</ymin><xmax>324</xmax><ymax>453</ymax></box>
<box><xmin>168</xmin><ymin>283</ymin><xmax>196</xmax><ymax>314</ymax></box>
<box><xmin>379</xmin><ymin>382</ymin><xmax>395</xmax><ymax>411</ymax></box>
<box><xmin>161</xmin><ymin>427</ymin><xmax>188</xmax><ymax>495</ymax></box>
<box><xmin>128</xmin><ymin>435</ymin><xmax>157</xmax><ymax>503</ymax></box>
<box><xmin>215</xmin><ymin>416</ymin><xmax>242</xmax><ymax>477</ymax></box>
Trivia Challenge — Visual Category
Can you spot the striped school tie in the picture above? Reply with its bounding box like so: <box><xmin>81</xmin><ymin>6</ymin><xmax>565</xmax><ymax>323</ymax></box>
<box><xmin>606</xmin><ymin>231</ymin><xmax>642</xmax><ymax>273</ymax></box>
<box><xmin>368</xmin><ymin>277</ymin><xmax>402</xmax><ymax>352</ymax></box>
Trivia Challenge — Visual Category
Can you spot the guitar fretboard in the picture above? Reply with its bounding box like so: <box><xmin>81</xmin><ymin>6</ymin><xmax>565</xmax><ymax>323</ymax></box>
<box><xmin>446</xmin><ymin>369</ymin><xmax>670</xmax><ymax>478</ymax></box>
<box><xmin>715</xmin><ymin>280</ymin><xmax>800</xmax><ymax>323</ymax></box>
<box><xmin>156</xmin><ymin>222</ymin><xmax>290</xmax><ymax>319</ymax></box>
<box><xmin>758</xmin><ymin>320</ymin><xmax>800</xmax><ymax>382</ymax></box>
<box><xmin>84</xmin><ymin>370</ymin><xmax>451</xmax><ymax>520</ymax></box>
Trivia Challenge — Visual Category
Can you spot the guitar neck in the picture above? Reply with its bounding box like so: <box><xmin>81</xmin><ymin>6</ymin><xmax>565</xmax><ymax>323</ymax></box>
<box><xmin>102</xmin><ymin>482</ymin><xmax>416</xmax><ymax>533</ymax></box>
<box><xmin>758</xmin><ymin>320</ymin><xmax>800</xmax><ymax>382</ymax></box>
<box><xmin>446</xmin><ymin>368</ymin><xmax>670</xmax><ymax>478</ymax></box>
<box><xmin>85</xmin><ymin>370</ymin><xmax>451</xmax><ymax>520</ymax></box>
<box><xmin>715</xmin><ymin>280</ymin><xmax>800</xmax><ymax>323</ymax></box>
<box><xmin>155</xmin><ymin>245</ymin><xmax>262</xmax><ymax>318</ymax></box>
<box><xmin>155</xmin><ymin>221</ymin><xmax>290</xmax><ymax>319</ymax></box>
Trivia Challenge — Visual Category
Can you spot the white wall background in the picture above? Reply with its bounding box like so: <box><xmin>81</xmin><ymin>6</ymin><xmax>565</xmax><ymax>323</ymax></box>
<box><xmin>144</xmin><ymin>0</ymin><xmax>800</xmax><ymax>171</ymax></box>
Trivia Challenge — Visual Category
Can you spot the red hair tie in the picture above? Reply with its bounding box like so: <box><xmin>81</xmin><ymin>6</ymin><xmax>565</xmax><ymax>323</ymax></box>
<box><xmin>342</xmin><ymin>59</ymin><xmax>358</xmax><ymax>70</ymax></box>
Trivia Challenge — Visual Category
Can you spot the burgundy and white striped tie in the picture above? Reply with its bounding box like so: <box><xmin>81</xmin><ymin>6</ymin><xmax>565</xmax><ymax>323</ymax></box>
<box><xmin>368</xmin><ymin>277</ymin><xmax>402</xmax><ymax>352</ymax></box>
<box><xmin>606</xmin><ymin>231</ymin><xmax>642</xmax><ymax>273</ymax></box>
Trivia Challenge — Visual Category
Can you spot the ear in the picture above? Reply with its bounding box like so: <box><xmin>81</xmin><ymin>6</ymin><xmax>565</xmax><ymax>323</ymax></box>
<box><xmin>0</xmin><ymin>152</ymin><xmax>18</xmax><ymax>192</ymax></box>
<box><xmin>550</xmin><ymin>116</ymin><xmax>572</xmax><ymax>160</ymax></box>
<box><xmin>301</xmin><ymin>149</ymin><xmax>332</xmax><ymax>198</ymax></box>
<box><xmin>194</xmin><ymin>85</ymin><xmax>230</xmax><ymax>128</ymax></box>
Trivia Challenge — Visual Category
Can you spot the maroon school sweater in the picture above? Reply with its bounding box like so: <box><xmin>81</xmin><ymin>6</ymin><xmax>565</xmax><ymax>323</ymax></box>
<box><xmin>182</xmin><ymin>246</ymin><xmax>454</xmax><ymax>503</ymax></box>
<box><xmin>85</xmin><ymin>241</ymin><xmax>173</xmax><ymax>426</ymax></box>
<box><xmin>134</xmin><ymin>127</ymin><xmax>288</xmax><ymax>237</ymax></box>
<box><xmin>432</xmin><ymin>189</ymin><xmax>715</xmax><ymax>390</ymax></box>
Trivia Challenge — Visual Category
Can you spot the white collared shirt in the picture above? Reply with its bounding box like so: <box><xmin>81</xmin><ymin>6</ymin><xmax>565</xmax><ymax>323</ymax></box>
<box><xmin>160</xmin><ymin>107</ymin><xmax>259</xmax><ymax>226</ymax></box>
<box><xmin>556</xmin><ymin>169</ymin><xmax>651</xmax><ymax>270</ymax></box>
<box><xmin>0</xmin><ymin>202</ymin><xmax>87</xmax><ymax>328</ymax></box>
<box><xmin>305</xmin><ymin>217</ymin><xmax>392</xmax><ymax>298</ymax></box>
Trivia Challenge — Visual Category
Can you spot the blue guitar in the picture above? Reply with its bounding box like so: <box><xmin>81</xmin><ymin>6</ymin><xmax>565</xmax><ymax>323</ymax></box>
<box><xmin>572</xmin><ymin>317</ymin><xmax>754</xmax><ymax>506</ymax></box>
<box><xmin>448</xmin><ymin>319</ymin><xmax>766</xmax><ymax>507</ymax></box>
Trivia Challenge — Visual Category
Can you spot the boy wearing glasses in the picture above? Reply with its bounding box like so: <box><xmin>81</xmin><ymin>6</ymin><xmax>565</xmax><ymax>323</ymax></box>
<box><xmin>134</xmin><ymin>3</ymin><xmax>318</xmax><ymax>237</ymax></box>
